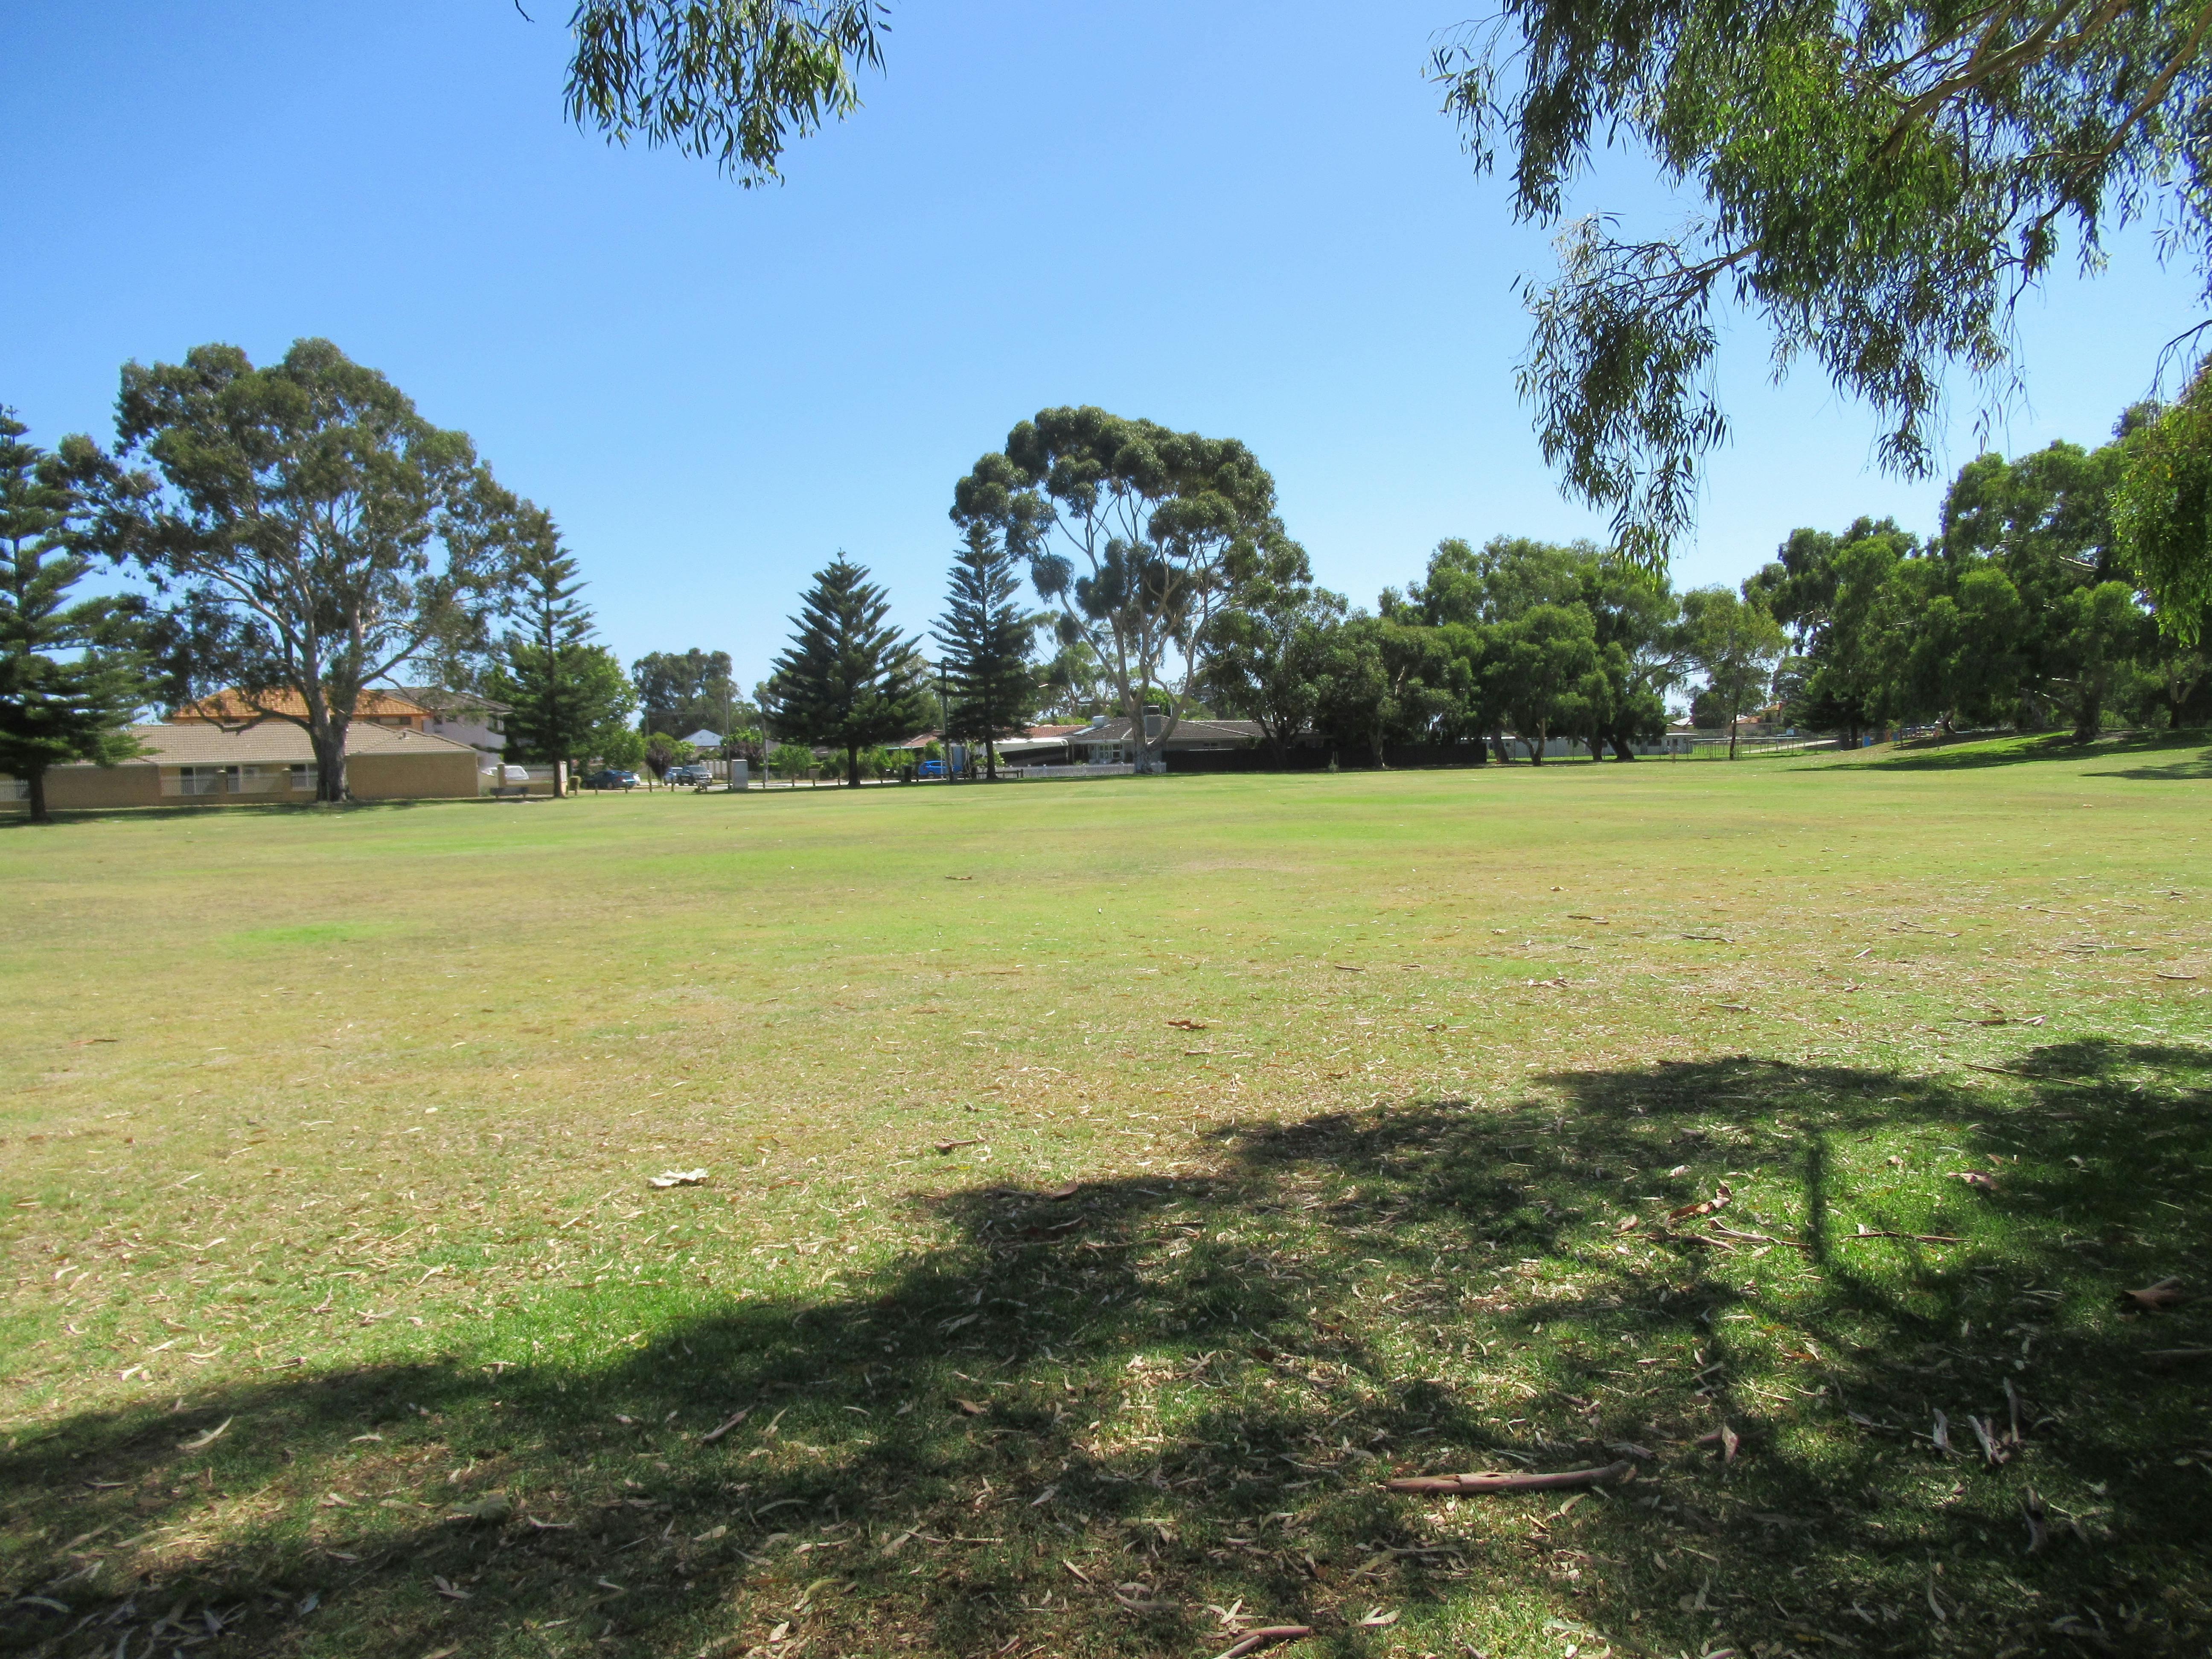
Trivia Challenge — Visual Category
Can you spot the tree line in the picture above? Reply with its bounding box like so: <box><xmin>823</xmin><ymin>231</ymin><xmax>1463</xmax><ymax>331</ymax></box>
<box><xmin>6</xmin><ymin>357</ymin><xmax>2206</xmax><ymax>824</ymax></box>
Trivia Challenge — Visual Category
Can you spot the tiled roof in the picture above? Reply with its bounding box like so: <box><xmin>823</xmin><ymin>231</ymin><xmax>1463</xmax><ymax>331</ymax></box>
<box><xmin>171</xmin><ymin>688</ymin><xmax>431</xmax><ymax>723</ymax></box>
<box><xmin>115</xmin><ymin>723</ymin><xmax>481</xmax><ymax>765</ymax></box>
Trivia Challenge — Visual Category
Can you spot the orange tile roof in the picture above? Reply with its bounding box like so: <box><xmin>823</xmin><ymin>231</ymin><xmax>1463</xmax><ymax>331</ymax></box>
<box><xmin>169</xmin><ymin>688</ymin><xmax>431</xmax><ymax>725</ymax></box>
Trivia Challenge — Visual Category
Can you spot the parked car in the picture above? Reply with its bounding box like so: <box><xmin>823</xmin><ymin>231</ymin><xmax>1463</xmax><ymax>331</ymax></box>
<box><xmin>916</xmin><ymin>758</ymin><xmax>946</xmax><ymax>779</ymax></box>
<box><xmin>584</xmin><ymin>768</ymin><xmax>640</xmax><ymax>790</ymax></box>
<box><xmin>666</xmin><ymin>763</ymin><xmax>710</xmax><ymax>786</ymax></box>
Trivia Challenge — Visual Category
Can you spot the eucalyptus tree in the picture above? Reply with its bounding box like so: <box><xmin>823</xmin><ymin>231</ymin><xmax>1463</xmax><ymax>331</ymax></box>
<box><xmin>83</xmin><ymin>339</ymin><xmax>529</xmax><ymax>801</ymax></box>
<box><xmin>1681</xmin><ymin>587</ymin><xmax>1787</xmax><ymax>758</ymax></box>
<box><xmin>1201</xmin><ymin>540</ymin><xmax>1345</xmax><ymax>766</ymax></box>
<box><xmin>1431</xmin><ymin>0</ymin><xmax>2212</xmax><ymax>568</ymax></box>
<box><xmin>952</xmin><ymin>406</ymin><xmax>1286</xmax><ymax>771</ymax></box>
<box><xmin>0</xmin><ymin>413</ymin><xmax>150</xmax><ymax>823</ymax></box>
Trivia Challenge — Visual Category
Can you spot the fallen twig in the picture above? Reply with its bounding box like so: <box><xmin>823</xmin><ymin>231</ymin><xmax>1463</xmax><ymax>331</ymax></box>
<box><xmin>2144</xmin><ymin>1347</ymin><xmax>2212</xmax><ymax>1360</ymax></box>
<box><xmin>933</xmin><ymin>1138</ymin><xmax>984</xmax><ymax>1154</ymax></box>
<box><xmin>1209</xmin><ymin>1626</ymin><xmax>1314</xmax><ymax>1659</ymax></box>
<box><xmin>1842</xmin><ymin>1226</ymin><xmax>1961</xmax><ymax>1245</ymax></box>
<box><xmin>1708</xmin><ymin>1222</ymin><xmax>1810</xmax><ymax>1251</ymax></box>
<box><xmin>699</xmin><ymin>1408</ymin><xmax>751</xmax><ymax>1443</ymax></box>
<box><xmin>1384</xmin><ymin>1460</ymin><xmax>1631</xmax><ymax>1495</ymax></box>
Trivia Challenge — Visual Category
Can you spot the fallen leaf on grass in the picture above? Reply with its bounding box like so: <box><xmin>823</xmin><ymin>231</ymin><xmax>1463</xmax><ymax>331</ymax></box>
<box><xmin>1949</xmin><ymin>1171</ymin><xmax>1999</xmax><ymax>1191</ymax></box>
<box><xmin>1166</xmin><ymin>1019</ymin><xmax>1207</xmax><ymax>1030</ymax></box>
<box><xmin>524</xmin><ymin>1516</ymin><xmax>573</xmax><ymax>1530</ymax></box>
<box><xmin>431</xmin><ymin>1576</ymin><xmax>470</xmax><ymax>1601</ymax></box>
<box><xmin>1332</xmin><ymin>964</ymin><xmax>1364</xmax><ymax>972</ymax></box>
<box><xmin>318</xmin><ymin>1492</ymin><xmax>355</xmax><ymax>1508</ymax></box>
<box><xmin>176</xmin><ymin>1416</ymin><xmax>232</xmax><ymax>1451</ymax></box>
<box><xmin>2123</xmin><ymin>1278</ymin><xmax>2187</xmax><ymax>1312</ymax></box>
<box><xmin>933</xmin><ymin>1139</ymin><xmax>984</xmax><ymax>1154</ymax></box>
<box><xmin>1668</xmin><ymin>1182</ymin><xmax>1733</xmax><ymax>1222</ymax></box>
<box><xmin>447</xmin><ymin>1493</ymin><xmax>512</xmax><ymax>1524</ymax></box>
<box><xmin>1357</xmin><ymin>1608</ymin><xmax>1400</xmax><ymax>1628</ymax></box>
<box><xmin>952</xmin><ymin>1398</ymin><xmax>989</xmax><ymax>1416</ymax></box>
<box><xmin>647</xmin><ymin>1168</ymin><xmax>709</xmax><ymax>1188</ymax></box>
<box><xmin>700</xmin><ymin>1408</ymin><xmax>751</xmax><ymax>1443</ymax></box>
<box><xmin>1208</xmin><ymin>1622</ymin><xmax>1314</xmax><ymax>1659</ymax></box>
<box><xmin>1042</xmin><ymin>1180</ymin><xmax>1080</xmax><ymax>1200</ymax></box>
<box><xmin>2156</xmin><ymin>971</ymin><xmax>2199</xmax><ymax>981</ymax></box>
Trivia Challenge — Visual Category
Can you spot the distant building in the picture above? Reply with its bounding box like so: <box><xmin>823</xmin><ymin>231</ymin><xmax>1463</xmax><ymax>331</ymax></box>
<box><xmin>3</xmin><ymin>721</ymin><xmax>484</xmax><ymax>810</ymax></box>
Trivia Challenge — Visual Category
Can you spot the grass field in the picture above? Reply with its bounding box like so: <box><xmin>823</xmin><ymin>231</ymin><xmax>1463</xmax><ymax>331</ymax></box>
<box><xmin>4</xmin><ymin>736</ymin><xmax>2209</xmax><ymax>1659</ymax></box>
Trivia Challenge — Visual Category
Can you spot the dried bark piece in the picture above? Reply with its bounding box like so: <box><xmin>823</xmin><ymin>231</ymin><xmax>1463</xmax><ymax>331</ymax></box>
<box><xmin>1384</xmin><ymin>1460</ymin><xmax>1631</xmax><ymax>1494</ymax></box>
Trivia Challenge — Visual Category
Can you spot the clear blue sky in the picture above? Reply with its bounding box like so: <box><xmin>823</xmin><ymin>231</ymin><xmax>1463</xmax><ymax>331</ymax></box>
<box><xmin>3</xmin><ymin>2</ymin><xmax>2198</xmax><ymax>688</ymax></box>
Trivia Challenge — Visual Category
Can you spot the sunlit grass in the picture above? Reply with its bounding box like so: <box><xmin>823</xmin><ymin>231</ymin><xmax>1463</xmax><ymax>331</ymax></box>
<box><xmin>3</xmin><ymin>738</ymin><xmax>2209</xmax><ymax>1656</ymax></box>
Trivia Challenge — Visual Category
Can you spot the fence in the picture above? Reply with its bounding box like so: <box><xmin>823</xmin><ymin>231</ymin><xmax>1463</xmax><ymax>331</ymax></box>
<box><xmin>1006</xmin><ymin>762</ymin><xmax>1137</xmax><ymax>780</ymax></box>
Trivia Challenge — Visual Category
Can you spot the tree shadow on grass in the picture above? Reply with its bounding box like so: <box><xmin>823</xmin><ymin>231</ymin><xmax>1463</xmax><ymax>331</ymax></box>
<box><xmin>5</xmin><ymin>1047</ymin><xmax>2209</xmax><ymax>1656</ymax></box>
<box><xmin>1857</xmin><ymin>730</ymin><xmax>2212</xmax><ymax>774</ymax></box>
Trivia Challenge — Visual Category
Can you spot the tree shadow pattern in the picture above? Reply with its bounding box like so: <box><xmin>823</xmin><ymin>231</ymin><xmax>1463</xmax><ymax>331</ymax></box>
<box><xmin>5</xmin><ymin>1047</ymin><xmax>2209</xmax><ymax>1657</ymax></box>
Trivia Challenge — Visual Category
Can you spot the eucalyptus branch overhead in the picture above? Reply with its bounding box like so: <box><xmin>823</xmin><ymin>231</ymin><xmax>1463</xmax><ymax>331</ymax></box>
<box><xmin>1433</xmin><ymin>0</ymin><xmax>2212</xmax><ymax>566</ymax></box>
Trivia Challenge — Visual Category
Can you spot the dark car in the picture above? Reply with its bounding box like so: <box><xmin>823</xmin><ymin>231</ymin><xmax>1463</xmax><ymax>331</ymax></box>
<box><xmin>585</xmin><ymin>768</ymin><xmax>640</xmax><ymax>790</ymax></box>
<box><xmin>666</xmin><ymin>763</ymin><xmax>711</xmax><ymax>786</ymax></box>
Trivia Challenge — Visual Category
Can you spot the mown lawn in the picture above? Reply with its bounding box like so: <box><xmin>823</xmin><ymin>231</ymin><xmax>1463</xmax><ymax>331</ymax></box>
<box><xmin>3</xmin><ymin>736</ymin><xmax>2209</xmax><ymax>1659</ymax></box>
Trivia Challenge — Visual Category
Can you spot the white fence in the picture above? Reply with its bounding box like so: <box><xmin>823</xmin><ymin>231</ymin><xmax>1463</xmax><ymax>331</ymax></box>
<box><xmin>1005</xmin><ymin>762</ymin><xmax>1136</xmax><ymax>780</ymax></box>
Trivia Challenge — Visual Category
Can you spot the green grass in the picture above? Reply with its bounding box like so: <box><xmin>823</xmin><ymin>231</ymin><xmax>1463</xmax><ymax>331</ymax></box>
<box><xmin>3</xmin><ymin>738</ymin><xmax>2209</xmax><ymax>1658</ymax></box>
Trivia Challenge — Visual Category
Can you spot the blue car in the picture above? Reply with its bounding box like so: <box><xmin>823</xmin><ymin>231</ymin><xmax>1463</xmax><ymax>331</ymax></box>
<box><xmin>916</xmin><ymin>759</ymin><xmax>946</xmax><ymax>779</ymax></box>
<box><xmin>585</xmin><ymin>768</ymin><xmax>640</xmax><ymax>790</ymax></box>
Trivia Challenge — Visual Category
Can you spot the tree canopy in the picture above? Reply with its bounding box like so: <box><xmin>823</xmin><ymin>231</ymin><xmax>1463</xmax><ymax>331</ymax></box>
<box><xmin>486</xmin><ymin>514</ymin><xmax>637</xmax><ymax>769</ymax></box>
<box><xmin>1431</xmin><ymin>0</ymin><xmax>2212</xmax><ymax>566</ymax></box>
<box><xmin>0</xmin><ymin>412</ymin><xmax>149</xmax><ymax>823</ymax></box>
<box><xmin>930</xmin><ymin>522</ymin><xmax>1035</xmax><ymax>779</ymax></box>
<box><xmin>633</xmin><ymin>647</ymin><xmax>738</xmax><ymax>738</ymax></box>
<box><xmin>952</xmin><ymin>406</ymin><xmax>1286</xmax><ymax>771</ymax></box>
<box><xmin>763</xmin><ymin>555</ymin><xmax>928</xmax><ymax>785</ymax></box>
<box><xmin>82</xmin><ymin>338</ymin><xmax>528</xmax><ymax>801</ymax></box>
<box><xmin>565</xmin><ymin>0</ymin><xmax>885</xmax><ymax>185</ymax></box>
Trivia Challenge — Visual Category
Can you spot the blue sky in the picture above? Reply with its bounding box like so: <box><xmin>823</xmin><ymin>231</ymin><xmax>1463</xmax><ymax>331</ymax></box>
<box><xmin>3</xmin><ymin>2</ymin><xmax>2198</xmax><ymax>687</ymax></box>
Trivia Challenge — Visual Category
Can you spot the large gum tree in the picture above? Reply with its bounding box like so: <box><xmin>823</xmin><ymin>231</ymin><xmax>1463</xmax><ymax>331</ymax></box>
<box><xmin>84</xmin><ymin>339</ymin><xmax>530</xmax><ymax>801</ymax></box>
<box><xmin>952</xmin><ymin>407</ymin><xmax>1287</xmax><ymax>773</ymax></box>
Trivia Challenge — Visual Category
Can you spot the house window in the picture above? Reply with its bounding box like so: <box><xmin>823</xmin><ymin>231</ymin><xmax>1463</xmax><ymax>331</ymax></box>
<box><xmin>290</xmin><ymin>763</ymin><xmax>319</xmax><ymax>791</ymax></box>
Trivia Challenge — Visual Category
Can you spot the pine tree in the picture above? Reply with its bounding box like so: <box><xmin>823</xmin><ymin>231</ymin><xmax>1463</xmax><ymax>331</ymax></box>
<box><xmin>763</xmin><ymin>556</ymin><xmax>928</xmax><ymax>786</ymax></box>
<box><xmin>486</xmin><ymin>512</ymin><xmax>634</xmax><ymax>771</ymax></box>
<box><xmin>0</xmin><ymin>412</ymin><xmax>148</xmax><ymax>824</ymax></box>
<box><xmin>931</xmin><ymin>521</ymin><xmax>1035</xmax><ymax>779</ymax></box>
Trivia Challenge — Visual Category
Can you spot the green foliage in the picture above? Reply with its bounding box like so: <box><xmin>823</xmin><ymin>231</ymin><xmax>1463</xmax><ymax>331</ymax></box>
<box><xmin>564</xmin><ymin>0</ymin><xmax>885</xmax><ymax>185</ymax></box>
<box><xmin>770</xmin><ymin>740</ymin><xmax>818</xmax><ymax>780</ymax></box>
<box><xmin>1681</xmin><ymin>586</ymin><xmax>1786</xmax><ymax>757</ymax></box>
<box><xmin>591</xmin><ymin>722</ymin><xmax>647</xmax><ymax>770</ymax></box>
<box><xmin>0</xmin><ymin>412</ymin><xmax>149</xmax><ymax>822</ymax></box>
<box><xmin>83</xmin><ymin>338</ymin><xmax>529</xmax><ymax>801</ymax></box>
<box><xmin>931</xmin><ymin>522</ymin><xmax>1035</xmax><ymax>777</ymax></box>
<box><xmin>2115</xmin><ymin>358</ymin><xmax>2212</xmax><ymax>646</ymax></box>
<box><xmin>1199</xmin><ymin>539</ymin><xmax>1344</xmax><ymax>763</ymax></box>
<box><xmin>1433</xmin><ymin>0</ymin><xmax>2212</xmax><ymax>564</ymax></box>
<box><xmin>485</xmin><ymin>514</ymin><xmax>636</xmax><ymax>766</ymax></box>
<box><xmin>632</xmin><ymin>647</ymin><xmax>736</xmax><ymax>739</ymax></box>
<box><xmin>953</xmin><ymin>406</ymin><xmax>1286</xmax><ymax>770</ymax></box>
<box><xmin>763</xmin><ymin>556</ymin><xmax>928</xmax><ymax>786</ymax></box>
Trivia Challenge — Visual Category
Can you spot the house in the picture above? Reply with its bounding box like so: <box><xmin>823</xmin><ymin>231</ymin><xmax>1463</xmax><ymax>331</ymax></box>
<box><xmin>678</xmin><ymin>728</ymin><xmax>723</xmax><ymax>751</ymax></box>
<box><xmin>395</xmin><ymin>687</ymin><xmax>513</xmax><ymax>760</ymax></box>
<box><xmin>1064</xmin><ymin>710</ymin><xmax>1264</xmax><ymax>763</ymax></box>
<box><xmin>2</xmin><ymin>721</ymin><xmax>485</xmax><ymax>811</ymax></box>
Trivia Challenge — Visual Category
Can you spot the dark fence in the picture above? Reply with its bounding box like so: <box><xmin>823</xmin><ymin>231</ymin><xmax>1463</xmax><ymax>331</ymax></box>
<box><xmin>1165</xmin><ymin>743</ymin><xmax>1502</xmax><ymax>774</ymax></box>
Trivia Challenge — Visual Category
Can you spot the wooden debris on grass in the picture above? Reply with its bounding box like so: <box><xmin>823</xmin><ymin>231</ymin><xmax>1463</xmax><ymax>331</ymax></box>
<box><xmin>647</xmin><ymin>1169</ymin><xmax>709</xmax><ymax>1189</ymax></box>
<box><xmin>1384</xmin><ymin>1460</ymin><xmax>1630</xmax><ymax>1495</ymax></box>
<box><xmin>933</xmin><ymin>1139</ymin><xmax>984</xmax><ymax>1154</ymax></box>
<box><xmin>1844</xmin><ymin>1225</ymin><xmax>1960</xmax><ymax>1245</ymax></box>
